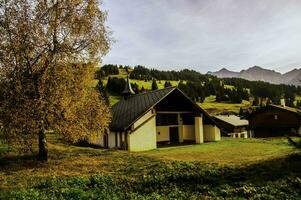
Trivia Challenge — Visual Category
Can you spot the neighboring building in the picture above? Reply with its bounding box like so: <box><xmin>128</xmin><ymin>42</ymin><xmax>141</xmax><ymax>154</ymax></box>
<box><xmin>99</xmin><ymin>77</ymin><xmax>221</xmax><ymax>151</ymax></box>
<box><xmin>213</xmin><ymin>115</ymin><xmax>250</xmax><ymax>138</ymax></box>
<box><xmin>248</xmin><ymin>104</ymin><xmax>301</xmax><ymax>137</ymax></box>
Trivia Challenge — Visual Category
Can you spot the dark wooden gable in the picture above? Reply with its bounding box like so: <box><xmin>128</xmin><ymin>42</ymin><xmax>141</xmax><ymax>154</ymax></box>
<box><xmin>155</xmin><ymin>89</ymin><xmax>199</xmax><ymax>113</ymax></box>
<box><xmin>110</xmin><ymin>87</ymin><xmax>218</xmax><ymax>131</ymax></box>
<box><xmin>249</xmin><ymin>105</ymin><xmax>301</xmax><ymax>129</ymax></box>
<box><xmin>155</xmin><ymin>89</ymin><xmax>216</xmax><ymax>125</ymax></box>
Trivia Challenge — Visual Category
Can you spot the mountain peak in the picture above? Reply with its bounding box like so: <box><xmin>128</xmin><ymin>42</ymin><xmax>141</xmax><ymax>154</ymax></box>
<box><xmin>248</xmin><ymin>66</ymin><xmax>265</xmax><ymax>71</ymax></box>
<box><xmin>220</xmin><ymin>67</ymin><xmax>229</xmax><ymax>71</ymax></box>
<box><xmin>210</xmin><ymin>66</ymin><xmax>301</xmax><ymax>85</ymax></box>
<box><xmin>209</xmin><ymin>68</ymin><xmax>239</xmax><ymax>78</ymax></box>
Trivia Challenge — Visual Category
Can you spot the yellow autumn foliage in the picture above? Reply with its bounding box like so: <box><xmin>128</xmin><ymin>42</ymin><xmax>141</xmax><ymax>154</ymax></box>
<box><xmin>0</xmin><ymin>0</ymin><xmax>111</xmax><ymax>158</ymax></box>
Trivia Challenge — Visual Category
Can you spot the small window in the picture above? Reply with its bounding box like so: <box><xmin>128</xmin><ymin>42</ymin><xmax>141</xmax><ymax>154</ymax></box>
<box><xmin>274</xmin><ymin>115</ymin><xmax>278</xmax><ymax>120</ymax></box>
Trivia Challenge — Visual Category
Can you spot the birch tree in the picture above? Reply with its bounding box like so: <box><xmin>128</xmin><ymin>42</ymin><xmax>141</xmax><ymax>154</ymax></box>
<box><xmin>0</xmin><ymin>0</ymin><xmax>111</xmax><ymax>161</ymax></box>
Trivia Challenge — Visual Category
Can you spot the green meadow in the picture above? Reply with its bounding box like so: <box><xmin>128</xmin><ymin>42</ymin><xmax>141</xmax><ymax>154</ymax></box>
<box><xmin>1</xmin><ymin>136</ymin><xmax>300</xmax><ymax>199</ymax></box>
<box><xmin>199</xmin><ymin>95</ymin><xmax>251</xmax><ymax>114</ymax></box>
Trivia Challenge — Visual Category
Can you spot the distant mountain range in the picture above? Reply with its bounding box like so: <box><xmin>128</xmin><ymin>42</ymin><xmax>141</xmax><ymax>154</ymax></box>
<box><xmin>208</xmin><ymin>66</ymin><xmax>301</xmax><ymax>85</ymax></box>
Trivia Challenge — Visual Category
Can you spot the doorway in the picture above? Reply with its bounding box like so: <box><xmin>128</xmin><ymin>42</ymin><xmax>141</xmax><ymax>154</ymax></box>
<box><xmin>169</xmin><ymin>127</ymin><xmax>179</xmax><ymax>143</ymax></box>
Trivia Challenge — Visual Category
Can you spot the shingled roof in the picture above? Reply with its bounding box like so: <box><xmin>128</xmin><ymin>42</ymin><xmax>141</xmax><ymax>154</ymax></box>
<box><xmin>214</xmin><ymin>115</ymin><xmax>249</xmax><ymax>127</ymax></box>
<box><xmin>110</xmin><ymin>87</ymin><xmax>175</xmax><ymax>131</ymax></box>
<box><xmin>110</xmin><ymin>87</ymin><xmax>216</xmax><ymax>131</ymax></box>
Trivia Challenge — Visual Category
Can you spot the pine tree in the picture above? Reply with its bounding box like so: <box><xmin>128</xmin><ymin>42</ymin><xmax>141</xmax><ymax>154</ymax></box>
<box><xmin>164</xmin><ymin>81</ymin><xmax>172</xmax><ymax>88</ymax></box>
<box><xmin>140</xmin><ymin>86</ymin><xmax>146</xmax><ymax>93</ymax></box>
<box><xmin>216</xmin><ymin>92</ymin><xmax>222</xmax><ymax>102</ymax></box>
<box><xmin>97</xmin><ymin>80</ymin><xmax>109</xmax><ymax>105</ymax></box>
<box><xmin>152</xmin><ymin>80</ymin><xmax>158</xmax><ymax>90</ymax></box>
<box><xmin>252</xmin><ymin>97</ymin><xmax>259</xmax><ymax>106</ymax></box>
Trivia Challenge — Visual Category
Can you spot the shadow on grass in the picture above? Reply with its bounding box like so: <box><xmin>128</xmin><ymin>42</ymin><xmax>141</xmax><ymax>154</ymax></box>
<box><xmin>217</xmin><ymin>153</ymin><xmax>301</xmax><ymax>184</ymax></box>
<box><xmin>0</xmin><ymin>153</ymin><xmax>42</xmax><ymax>171</ymax></box>
<box><xmin>0</xmin><ymin>146</ymin><xmax>115</xmax><ymax>172</ymax></box>
<box><xmin>157</xmin><ymin>141</ymin><xmax>196</xmax><ymax>148</ymax></box>
<box><xmin>1</xmin><ymin>143</ymin><xmax>300</xmax><ymax>197</ymax></box>
<box><xmin>130</xmin><ymin>152</ymin><xmax>301</xmax><ymax>192</ymax></box>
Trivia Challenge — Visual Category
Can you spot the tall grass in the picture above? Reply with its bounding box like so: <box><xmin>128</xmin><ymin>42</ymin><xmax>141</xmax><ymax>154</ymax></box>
<box><xmin>1</xmin><ymin>156</ymin><xmax>301</xmax><ymax>199</ymax></box>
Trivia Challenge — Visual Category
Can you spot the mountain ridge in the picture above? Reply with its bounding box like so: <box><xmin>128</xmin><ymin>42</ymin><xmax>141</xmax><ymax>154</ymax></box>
<box><xmin>209</xmin><ymin>66</ymin><xmax>301</xmax><ymax>85</ymax></box>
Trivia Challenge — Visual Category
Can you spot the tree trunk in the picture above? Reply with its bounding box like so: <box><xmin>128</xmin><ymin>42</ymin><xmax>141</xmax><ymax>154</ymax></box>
<box><xmin>38</xmin><ymin>130</ymin><xmax>48</xmax><ymax>161</ymax></box>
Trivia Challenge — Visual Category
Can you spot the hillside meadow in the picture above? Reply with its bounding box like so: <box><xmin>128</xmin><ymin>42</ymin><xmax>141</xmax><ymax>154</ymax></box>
<box><xmin>100</xmin><ymin>68</ymin><xmax>252</xmax><ymax>114</ymax></box>
<box><xmin>0</xmin><ymin>136</ymin><xmax>300</xmax><ymax>199</ymax></box>
<box><xmin>199</xmin><ymin>95</ymin><xmax>250</xmax><ymax>115</ymax></box>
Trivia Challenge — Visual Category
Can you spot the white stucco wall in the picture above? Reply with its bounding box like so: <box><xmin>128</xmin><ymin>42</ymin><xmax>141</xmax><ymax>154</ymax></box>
<box><xmin>128</xmin><ymin>116</ymin><xmax>157</xmax><ymax>151</ymax></box>
<box><xmin>183</xmin><ymin>125</ymin><xmax>195</xmax><ymax>140</ymax></box>
<box><xmin>133</xmin><ymin>110</ymin><xmax>154</xmax><ymax>130</ymax></box>
<box><xmin>156</xmin><ymin>126</ymin><xmax>170</xmax><ymax>142</ymax></box>
<box><xmin>98</xmin><ymin>134</ymin><xmax>104</xmax><ymax>146</ymax></box>
<box><xmin>203</xmin><ymin>125</ymin><xmax>221</xmax><ymax>142</ymax></box>
<box><xmin>108</xmin><ymin>132</ymin><xmax>116</xmax><ymax>148</ymax></box>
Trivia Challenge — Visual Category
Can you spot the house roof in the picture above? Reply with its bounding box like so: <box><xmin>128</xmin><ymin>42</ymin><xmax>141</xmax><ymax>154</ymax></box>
<box><xmin>269</xmin><ymin>104</ymin><xmax>301</xmax><ymax>113</ymax></box>
<box><xmin>248</xmin><ymin>104</ymin><xmax>301</xmax><ymax>119</ymax></box>
<box><xmin>110</xmin><ymin>87</ymin><xmax>217</xmax><ymax>131</ymax></box>
<box><xmin>214</xmin><ymin>115</ymin><xmax>249</xmax><ymax>127</ymax></box>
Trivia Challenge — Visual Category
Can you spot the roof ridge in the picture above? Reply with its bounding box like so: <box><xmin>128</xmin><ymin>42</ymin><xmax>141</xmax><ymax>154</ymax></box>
<box><xmin>270</xmin><ymin>104</ymin><xmax>301</xmax><ymax>112</ymax></box>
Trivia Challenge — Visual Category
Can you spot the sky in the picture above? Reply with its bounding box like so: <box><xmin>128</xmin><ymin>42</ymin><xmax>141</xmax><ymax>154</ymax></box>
<box><xmin>102</xmin><ymin>0</ymin><xmax>301</xmax><ymax>73</ymax></box>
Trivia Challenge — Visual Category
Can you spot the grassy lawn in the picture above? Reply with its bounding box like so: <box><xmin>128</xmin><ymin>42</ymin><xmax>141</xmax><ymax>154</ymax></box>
<box><xmin>130</xmin><ymin>79</ymin><xmax>181</xmax><ymax>90</ymax></box>
<box><xmin>1</xmin><ymin>136</ymin><xmax>300</xmax><ymax>199</ymax></box>
<box><xmin>224</xmin><ymin>84</ymin><xmax>235</xmax><ymax>89</ymax></box>
<box><xmin>0</xmin><ymin>136</ymin><xmax>300</xmax><ymax>197</ymax></box>
<box><xmin>199</xmin><ymin>95</ymin><xmax>250</xmax><ymax>114</ymax></box>
<box><xmin>0</xmin><ymin>137</ymin><xmax>297</xmax><ymax>185</ymax></box>
<box><xmin>142</xmin><ymin>138</ymin><xmax>296</xmax><ymax>166</ymax></box>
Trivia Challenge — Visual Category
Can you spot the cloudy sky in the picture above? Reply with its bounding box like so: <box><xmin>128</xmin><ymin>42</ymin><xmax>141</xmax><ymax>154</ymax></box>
<box><xmin>102</xmin><ymin>0</ymin><xmax>301</xmax><ymax>73</ymax></box>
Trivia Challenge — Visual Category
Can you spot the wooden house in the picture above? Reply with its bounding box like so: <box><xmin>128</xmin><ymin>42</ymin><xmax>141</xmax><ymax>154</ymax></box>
<box><xmin>248</xmin><ymin>104</ymin><xmax>301</xmax><ymax>137</ymax></box>
<box><xmin>98</xmin><ymin>77</ymin><xmax>221</xmax><ymax>151</ymax></box>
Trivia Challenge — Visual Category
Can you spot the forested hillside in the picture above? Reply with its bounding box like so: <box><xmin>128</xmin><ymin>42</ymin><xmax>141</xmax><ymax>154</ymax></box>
<box><xmin>97</xmin><ymin>64</ymin><xmax>301</xmax><ymax>113</ymax></box>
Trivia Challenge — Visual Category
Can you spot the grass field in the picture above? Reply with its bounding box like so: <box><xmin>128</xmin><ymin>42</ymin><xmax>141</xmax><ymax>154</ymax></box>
<box><xmin>142</xmin><ymin>138</ymin><xmax>296</xmax><ymax>166</ymax></box>
<box><xmin>199</xmin><ymin>95</ymin><xmax>250</xmax><ymax>114</ymax></box>
<box><xmin>0</xmin><ymin>136</ymin><xmax>300</xmax><ymax>199</ymax></box>
<box><xmin>130</xmin><ymin>79</ymin><xmax>182</xmax><ymax>90</ymax></box>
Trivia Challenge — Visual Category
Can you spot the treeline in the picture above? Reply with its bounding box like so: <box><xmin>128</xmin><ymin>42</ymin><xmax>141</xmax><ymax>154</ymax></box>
<box><xmin>95</xmin><ymin>64</ymin><xmax>131</xmax><ymax>78</ymax></box>
<box><xmin>177</xmin><ymin>80</ymin><xmax>248</xmax><ymax>103</ymax></box>
<box><xmin>102</xmin><ymin>76</ymin><xmax>248</xmax><ymax>104</ymax></box>
<box><xmin>223</xmin><ymin>78</ymin><xmax>301</xmax><ymax>105</ymax></box>
<box><xmin>97</xmin><ymin>64</ymin><xmax>301</xmax><ymax>107</ymax></box>
<box><xmin>129</xmin><ymin>65</ymin><xmax>210</xmax><ymax>82</ymax></box>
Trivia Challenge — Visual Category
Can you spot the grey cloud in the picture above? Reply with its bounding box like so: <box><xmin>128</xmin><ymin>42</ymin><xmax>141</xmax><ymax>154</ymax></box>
<box><xmin>102</xmin><ymin>0</ymin><xmax>301</xmax><ymax>73</ymax></box>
